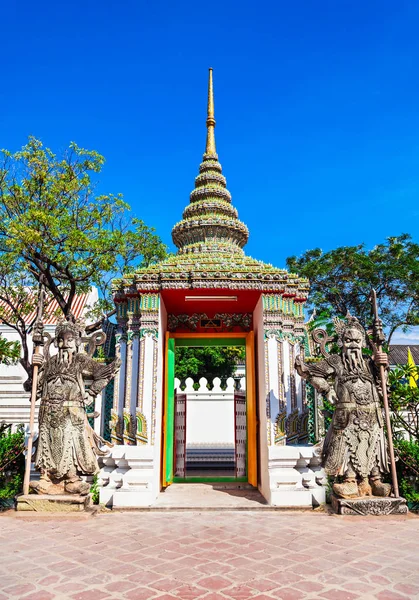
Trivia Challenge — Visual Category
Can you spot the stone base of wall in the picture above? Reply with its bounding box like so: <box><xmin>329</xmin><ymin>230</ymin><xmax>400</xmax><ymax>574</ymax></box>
<box><xmin>331</xmin><ymin>495</ymin><xmax>408</xmax><ymax>516</ymax></box>
<box><xmin>16</xmin><ymin>494</ymin><xmax>91</xmax><ymax>512</ymax></box>
<box><xmin>98</xmin><ymin>445</ymin><xmax>158</xmax><ymax>508</ymax></box>
<box><xmin>267</xmin><ymin>445</ymin><xmax>326</xmax><ymax>508</ymax></box>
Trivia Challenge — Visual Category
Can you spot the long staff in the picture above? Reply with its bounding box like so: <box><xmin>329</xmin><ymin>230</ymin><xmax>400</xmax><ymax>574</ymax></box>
<box><xmin>22</xmin><ymin>281</ymin><xmax>45</xmax><ymax>496</ymax></box>
<box><xmin>370</xmin><ymin>289</ymin><xmax>399</xmax><ymax>498</ymax></box>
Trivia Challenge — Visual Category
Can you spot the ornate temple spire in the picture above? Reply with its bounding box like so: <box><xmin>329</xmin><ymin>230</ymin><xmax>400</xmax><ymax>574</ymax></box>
<box><xmin>172</xmin><ymin>68</ymin><xmax>249</xmax><ymax>255</ymax></box>
<box><xmin>205</xmin><ymin>68</ymin><xmax>216</xmax><ymax>156</ymax></box>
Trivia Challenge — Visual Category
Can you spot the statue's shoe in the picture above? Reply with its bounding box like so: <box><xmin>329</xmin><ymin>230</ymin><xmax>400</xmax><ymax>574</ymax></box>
<box><xmin>333</xmin><ymin>481</ymin><xmax>359</xmax><ymax>499</ymax></box>
<box><xmin>358</xmin><ymin>478</ymin><xmax>372</xmax><ymax>497</ymax></box>
<box><xmin>29</xmin><ymin>479</ymin><xmax>54</xmax><ymax>494</ymax></box>
<box><xmin>65</xmin><ymin>480</ymin><xmax>91</xmax><ymax>495</ymax></box>
<box><xmin>371</xmin><ymin>480</ymin><xmax>392</xmax><ymax>497</ymax></box>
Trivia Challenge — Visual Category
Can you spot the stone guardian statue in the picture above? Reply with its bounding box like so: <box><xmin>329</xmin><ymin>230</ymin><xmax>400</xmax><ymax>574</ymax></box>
<box><xmin>295</xmin><ymin>315</ymin><xmax>391</xmax><ymax>499</ymax></box>
<box><xmin>30</xmin><ymin>317</ymin><xmax>121</xmax><ymax>495</ymax></box>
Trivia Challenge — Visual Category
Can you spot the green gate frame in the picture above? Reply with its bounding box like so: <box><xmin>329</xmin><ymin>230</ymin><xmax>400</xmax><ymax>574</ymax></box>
<box><xmin>162</xmin><ymin>333</ymin><xmax>251</xmax><ymax>486</ymax></box>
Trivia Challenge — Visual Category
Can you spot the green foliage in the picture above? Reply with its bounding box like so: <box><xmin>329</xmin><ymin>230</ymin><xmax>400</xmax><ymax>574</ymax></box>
<box><xmin>0</xmin><ymin>137</ymin><xmax>167</xmax><ymax>381</ymax></box>
<box><xmin>394</xmin><ymin>439</ymin><xmax>419</xmax><ymax>510</ymax></box>
<box><xmin>175</xmin><ymin>346</ymin><xmax>245</xmax><ymax>385</ymax></box>
<box><xmin>321</xmin><ymin>396</ymin><xmax>335</xmax><ymax>430</ymax></box>
<box><xmin>0</xmin><ymin>137</ymin><xmax>167</xmax><ymax>316</ymax></box>
<box><xmin>90</xmin><ymin>474</ymin><xmax>99</xmax><ymax>505</ymax></box>
<box><xmin>388</xmin><ymin>365</ymin><xmax>419</xmax><ymax>442</ymax></box>
<box><xmin>0</xmin><ymin>334</ymin><xmax>20</xmax><ymax>365</ymax></box>
<box><xmin>387</xmin><ymin>364</ymin><xmax>419</xmax><ymax>510</ymax></box>
<box><xmin>0</xmin><ymin>424</ymin><xmax>25</xmax><ymax>500</ymax></box>
<box><xmin>287</xmin><ymin>234</ymin><xmax>419</xmax><ymax>343</ymax></box>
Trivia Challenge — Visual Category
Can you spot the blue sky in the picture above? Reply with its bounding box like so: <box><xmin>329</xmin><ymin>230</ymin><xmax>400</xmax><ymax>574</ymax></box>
<box><xmin>1</xmin><ymin>1</ymin><xmax>418</xmax><ymax>341</ymax></box>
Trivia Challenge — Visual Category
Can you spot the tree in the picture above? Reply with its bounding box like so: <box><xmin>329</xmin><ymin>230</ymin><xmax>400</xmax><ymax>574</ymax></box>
<box><xmin>286</xmin><ymin>234</ymin><xmax>419</xmax><ymax>343</ymax></box>
<box><xmin>175</xmin><ymin>346</ymin><xmax>245</xmax><ymax>384</ymax></box>
<box><xmin>388</xmin><ymin>364</ymin><xmax>419</xmax><ymax>443</ymax></box>
<box><xmin>0</xmin><ymin>334</ymin><xmax>20</xmax><ymax>365</ymax></box>
<box><xmin>0</xmin><ymin>137</ymin><xmax>167</xmax><ymax>383</ymax></box>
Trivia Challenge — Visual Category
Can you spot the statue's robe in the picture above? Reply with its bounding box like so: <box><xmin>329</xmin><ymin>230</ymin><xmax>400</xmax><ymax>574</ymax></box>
<box><xmin>35</xmin><ymin>354</ymin><xmax>115</xmax><ymax>479</ymax></box>
<box><xmin>307</xmin><ymin>355</ymin><xmax>389</xmax><ymax>479</ymax></box>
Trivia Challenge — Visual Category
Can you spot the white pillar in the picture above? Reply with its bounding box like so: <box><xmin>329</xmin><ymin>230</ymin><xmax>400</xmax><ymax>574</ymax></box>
<box><xmin>110</xmin><ymin>304</ymin><xmax>128</xmax><ymax>444</ymax></box>
<box><xmin>139</xmin><ymin>332</ymin><xmax>155</xmax><ymax>442</ymax></box>
<box><xmin>118</xmin><ymin>338</ymin><xmax>127</xmax><ymax>415</ymax></box>
<box><xmin>267</xmin><ymin>335</ymin><xmax>280</xmax><ymax>441</ymax></box>
<box><xmin>295</xmin><ymin>343</ymin><xmax>303</xmax><ymax>413</ymax></box>
<box><xmin>130</xmin><ymin>334</ymin><xmax>140</xmax><ymax>416</ymax></box>
<box><xmin>282</xmin><ymin>340</ymin><xmax>291</xmax><ymax>414</ymax></box>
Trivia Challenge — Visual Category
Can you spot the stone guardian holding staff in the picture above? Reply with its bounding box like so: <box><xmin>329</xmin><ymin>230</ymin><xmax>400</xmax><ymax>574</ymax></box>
<box><xmin>30</xmin><ymin>317</ymin><xmax>120</xmax><ymax>495</ymax></box>
<box><xmin>295</xmin><ymin>315</ymin><xmax>391</xmax><ymax>499</ymax></box>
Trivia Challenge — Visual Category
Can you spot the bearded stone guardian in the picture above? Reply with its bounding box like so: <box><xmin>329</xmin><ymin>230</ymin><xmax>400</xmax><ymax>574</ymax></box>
<box><xmin>30</xmin><ymin>318</ymin><xmax>120</xmax><ymax>495</ymax></box>
<box><xmin>295</xmin><ymin>315</ymin><xmax>391</xmax><ymax>499</ymax></box>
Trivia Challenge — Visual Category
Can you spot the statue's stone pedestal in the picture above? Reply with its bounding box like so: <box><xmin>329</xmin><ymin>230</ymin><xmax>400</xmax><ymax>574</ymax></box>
<box><xmin>331</xmin><ymin>495</ymin><xmax>408</xmax><ymax>516</ymax></box>
<box><xmin>16</xmin><ymin>494</ymin><xmax>92</xmax><ymax>512</ymax></box>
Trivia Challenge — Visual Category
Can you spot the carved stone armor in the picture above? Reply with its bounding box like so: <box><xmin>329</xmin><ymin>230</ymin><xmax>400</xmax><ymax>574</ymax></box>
<box><xmin>31</xmin><ymin>319</ymin><xmax>120</xmax><ymax>495</ymax></box>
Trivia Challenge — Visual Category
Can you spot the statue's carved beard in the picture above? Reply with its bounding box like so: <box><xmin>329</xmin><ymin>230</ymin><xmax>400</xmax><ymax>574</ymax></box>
<box><xmin>343</xmin><ymin>347</ymin><xmax>364</xmax><ymax>373</ymax></box>
<box><xmin>58</xmin><ymin>349</ymin><xmax>75</xmax><ymax>365</ymax></box>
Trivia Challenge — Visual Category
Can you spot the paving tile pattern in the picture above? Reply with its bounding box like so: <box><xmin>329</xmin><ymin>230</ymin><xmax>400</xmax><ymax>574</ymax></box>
<box><xmin>0</xmin><ymin>511</ymin><xmax>418</xmax><ymax>599</ymax></box>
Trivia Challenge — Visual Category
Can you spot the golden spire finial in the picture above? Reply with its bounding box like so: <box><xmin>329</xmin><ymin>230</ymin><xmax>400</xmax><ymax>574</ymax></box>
<box><xmin>205</xmin><ymin>67</ymin><xmax>217</xmax><ymax>155</ymax></box>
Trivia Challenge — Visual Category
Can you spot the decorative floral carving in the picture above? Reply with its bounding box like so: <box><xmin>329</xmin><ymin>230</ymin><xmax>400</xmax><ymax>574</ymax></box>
<box><xmin>136</xmin><ymin>411</ymin><xmax>148</xmax><ymax>444</ymax></box>
<box><xmin>167</xmin><ymin>312</ymin><xmax>252</xmax><ymax>332</ymax></box>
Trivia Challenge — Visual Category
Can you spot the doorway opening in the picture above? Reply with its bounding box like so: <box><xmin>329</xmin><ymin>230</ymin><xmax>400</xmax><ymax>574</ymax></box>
<box><xmin>163</xmin><ymin>333</ymin><xmax>257</xmax><ymax>487</ymax></box>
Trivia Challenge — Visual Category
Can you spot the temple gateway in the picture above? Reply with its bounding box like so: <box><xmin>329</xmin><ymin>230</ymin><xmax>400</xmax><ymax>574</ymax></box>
<box><xmin>100</xmin><ymin>69</ymin><xmax>326</xmax><ymax>508</ymax></box>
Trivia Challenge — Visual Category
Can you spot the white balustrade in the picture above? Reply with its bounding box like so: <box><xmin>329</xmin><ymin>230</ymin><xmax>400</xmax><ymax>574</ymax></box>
<box><xmin>171</xmin><ymin>376</ymin><xmax>247</xmax><ymax>446</ymax></box>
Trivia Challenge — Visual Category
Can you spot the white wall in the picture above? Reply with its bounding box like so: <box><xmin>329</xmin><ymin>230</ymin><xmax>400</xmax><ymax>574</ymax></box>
<box><xmin>186</xmin><ymin>396</ymin><xmax>234</xmax><ymax>445</ymax></box>
<box><xmin>176</xmin><ymin>377</ymin><xmax>240</xmax><ymax>447</ymax></box>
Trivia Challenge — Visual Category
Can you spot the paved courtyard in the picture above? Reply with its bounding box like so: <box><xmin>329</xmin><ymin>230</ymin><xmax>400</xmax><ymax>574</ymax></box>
<box><xmin>1</xmin><ymin>509</ymin><xmax>418</xmax><ymax>600</ymax></box>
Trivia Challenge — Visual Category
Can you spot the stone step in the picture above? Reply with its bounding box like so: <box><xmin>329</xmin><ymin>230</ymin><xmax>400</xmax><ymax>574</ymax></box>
<box><xmin>151</xmin><ymin>483</ymin><xmax>267</xmax><ymax>509</ymax></box>
<box><xmin>211</xmin><ymin>482</ymin><xmax>255</xmax><ymax>490</ymax></box>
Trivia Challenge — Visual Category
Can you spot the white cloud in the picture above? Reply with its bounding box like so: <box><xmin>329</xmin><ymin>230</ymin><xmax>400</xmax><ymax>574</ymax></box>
<box><xmin>391</xmin><ymin>327</ymin><xmax>419</xmax><ymax>345</ymax></box>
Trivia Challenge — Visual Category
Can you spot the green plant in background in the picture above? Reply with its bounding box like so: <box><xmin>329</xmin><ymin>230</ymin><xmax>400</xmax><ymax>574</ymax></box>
<box><xmin>90</xmin><ymin>474</ymin><xmax>99</xmax><ymax>505</ymax></box>
<box><xmin>175</xmin><ymin>346</ymin><xmax>245</xmax><ymax>388</ymax></box>
<box><xmin>394</xmin><ymin>440</ymin><xmax>419</xmax><ymax>509</ymax></box>
<box><xmin>321</xmin><ymin>395</ymin><xmax>335</xmax><ymax>431</ymax></box>
<box><xmin>94</xmin><ymin>346</ymin><xmax>106</xmax><ymax>363</ymax></box>
<box><xmin>0</xmin><ymin>136</ymin><xmax>167</xmax><ymax>389</ymax></box>
<box><xmin>287</xmin><ymin>234</ymin><xmax>419</xmax><ymax>344</ymax></box>
<box><xmin>387</xmin><ymin>364</ymin><xmax>419</xmax><ymax>511</ymax></box>
<box><xmin>0</xmin><ymin>335</ymin><xmax>20</xmax><ymax>365</ymax></box>
<box><xmin>0</xmin><ymin>424</ymin><xmax>25</xmax><ymax>506</ymax></box>
<box><xmin>388</xmin><ymin>364</ymin><xmax>419</xmax><ymax>442</ymax></box>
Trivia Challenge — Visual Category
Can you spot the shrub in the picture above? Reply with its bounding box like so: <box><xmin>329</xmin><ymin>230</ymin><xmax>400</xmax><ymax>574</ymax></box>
<box><xmin>90</xmin><ymin>473</ymin><xmax>99</xmax><ymax>504</ymax></box>
<box><xmin>394</xmin><ymin>439</ymin><xmax>419</xmax><ymax>511</ymax></box>
<box><xmin>0</xmin><ymin>424</ymin><xmax>25</xmax><ymax>503</ymax></box>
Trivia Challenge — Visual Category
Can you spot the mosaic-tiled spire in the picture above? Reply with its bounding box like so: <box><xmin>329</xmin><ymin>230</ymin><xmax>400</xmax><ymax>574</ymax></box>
<box><xmin>172</xmin><ymin>68</ymin><xmax>249</xmax><ymax>255</ymax></box>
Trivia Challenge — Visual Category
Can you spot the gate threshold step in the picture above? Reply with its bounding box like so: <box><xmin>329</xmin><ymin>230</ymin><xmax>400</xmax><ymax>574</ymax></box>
<box><xmin>151</xmin><ymin>483</ymin><xmax>268</xmax><ymax>509</ymax></box>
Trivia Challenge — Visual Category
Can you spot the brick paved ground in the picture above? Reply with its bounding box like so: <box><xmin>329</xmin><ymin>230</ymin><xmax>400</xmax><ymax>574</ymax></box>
<box><xmin>1</xmin><ymin>510</ymin><xmax>419</xmax><ymax>600</ymax></box>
